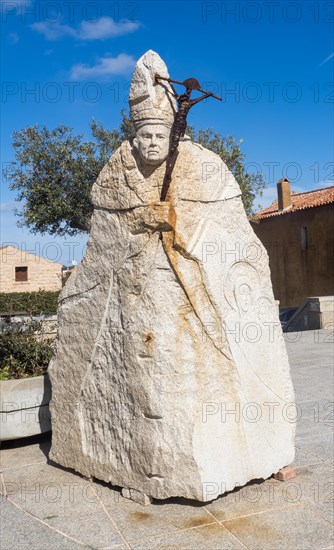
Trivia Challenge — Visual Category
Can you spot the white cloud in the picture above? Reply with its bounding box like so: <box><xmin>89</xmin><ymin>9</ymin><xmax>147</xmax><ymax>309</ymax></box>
<box><xmin>31</xmin><ymin>16</ymin><xmax>140</xmax><ymax>41</ymax></box>
<box><xmin>319</xmin><ymin>52</ymin><xmax>334</xmax><ymax>67</ymax></box>
<box><xmin>70</xmin><ymin>53</ymin><xmax>136</xmax><ymax>80</ymax></box>
<box><xmin>31</xmin><ymin>21</ymin><xmax>76</xmax><ymax>40</ymax></box>
<box><xmin>78</xmin><ymin>17</ymin><xmax>140</xmax><ymax>40</ymax></box>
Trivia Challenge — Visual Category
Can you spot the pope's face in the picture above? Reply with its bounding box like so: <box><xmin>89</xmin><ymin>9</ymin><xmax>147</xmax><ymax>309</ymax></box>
<box><xmin>133</xmin><ymin>124</ymin><xmax>170</xmax><ymax>166</ymax></box>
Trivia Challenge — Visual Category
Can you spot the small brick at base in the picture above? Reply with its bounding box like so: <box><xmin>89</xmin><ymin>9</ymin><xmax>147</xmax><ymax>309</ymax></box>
<box><xmin>274</xmin><ymin>466</ymin><xmax>297</xmax><ymax>481</ymax></box>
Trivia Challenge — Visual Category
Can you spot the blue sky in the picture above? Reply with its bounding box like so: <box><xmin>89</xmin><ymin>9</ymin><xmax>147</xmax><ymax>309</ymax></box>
<box><xmin>1</xmin><ymin>0</ymin><xmax>333</xmax><ymax>265</ymax></box>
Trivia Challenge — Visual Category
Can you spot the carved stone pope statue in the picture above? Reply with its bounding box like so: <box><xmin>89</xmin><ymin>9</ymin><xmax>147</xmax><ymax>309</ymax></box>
<box><xmin>49</xmin><ymin>51</ymin><xmax>295</xmax><ymax>503</ymax></box>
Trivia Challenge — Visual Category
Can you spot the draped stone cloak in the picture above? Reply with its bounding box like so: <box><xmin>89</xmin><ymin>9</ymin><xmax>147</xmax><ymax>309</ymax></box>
<box><xmin>49</xmin><ymin>138</ymin><xmax>295</xmax><ymax>502</ymax></box>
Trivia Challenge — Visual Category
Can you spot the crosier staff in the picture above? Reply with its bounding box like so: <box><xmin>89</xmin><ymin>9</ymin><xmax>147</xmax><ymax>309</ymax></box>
<box><xmin>155</xmin><ymin>75</ymin><xmax>222</xmax><ymax>201</ymax></box>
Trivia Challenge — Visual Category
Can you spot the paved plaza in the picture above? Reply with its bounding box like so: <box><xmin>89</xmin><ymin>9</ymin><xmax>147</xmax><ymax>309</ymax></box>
<box><xmin>1</xmin><ymin>329</ymin><xmax>333</xmax><ymax>549</ymax></box>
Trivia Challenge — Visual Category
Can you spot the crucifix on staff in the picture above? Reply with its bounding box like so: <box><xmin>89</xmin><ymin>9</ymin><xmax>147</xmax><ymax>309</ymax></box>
<box><xmin>155</xmin><ymin>74</ymin><xmax>222</xmax><ymax>200</ymax></box>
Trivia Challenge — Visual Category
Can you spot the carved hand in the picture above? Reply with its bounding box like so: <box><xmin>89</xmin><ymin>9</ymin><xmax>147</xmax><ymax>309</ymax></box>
<box><xmin>145</xmin><ymin>202</ymin><xmax>174</xmax><ymax>232</ymax></box>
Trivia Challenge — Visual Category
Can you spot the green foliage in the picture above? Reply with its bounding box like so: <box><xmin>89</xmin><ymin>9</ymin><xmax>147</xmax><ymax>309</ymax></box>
<box><xmin>90</xmin><ymin>110</ymin><xmax>135</xmax><ymax>166</ymax></box>
<box><xmin>7</xmin><ymin>111</ymin><xmax>264</xmax><ymax>235</ymax></box>
<box><xmin>6</xmin><ymin>125</ymin><xmax>96</xmax><ymax>235</ymax></box>
<box><xmin>0</xmin><ymin>319</ymin><xmax>54</xmax><ymax>380</ymax></box>
<box><xmin>0</xmin><ymin>290</ymin><xmax>59</xmax><ymax>315</ymax></box>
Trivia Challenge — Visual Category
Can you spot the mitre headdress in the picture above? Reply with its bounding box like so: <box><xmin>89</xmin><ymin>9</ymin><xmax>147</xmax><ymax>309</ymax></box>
<box><xmin>129</xmin><ymin>50</ymin><xmax>177</xmax><ymax>129</ymax></box>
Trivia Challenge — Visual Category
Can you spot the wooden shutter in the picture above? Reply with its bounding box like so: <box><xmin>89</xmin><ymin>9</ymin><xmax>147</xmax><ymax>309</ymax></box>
<box><xmin>15</xmin><ymin>266</ymin><xmax>28</xmax><ymax>282</ymax></box>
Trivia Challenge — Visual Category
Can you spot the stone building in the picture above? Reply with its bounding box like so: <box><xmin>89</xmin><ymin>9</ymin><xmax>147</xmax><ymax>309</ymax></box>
<box><xmin>0</xmin><ymin>245</ymin><xmax>63</xmax><ymax>293</ymax></box>
<box><xmin>252</xmin><ymin>180</ymin><xmax>334</xmax><ymax>308</ymax></box>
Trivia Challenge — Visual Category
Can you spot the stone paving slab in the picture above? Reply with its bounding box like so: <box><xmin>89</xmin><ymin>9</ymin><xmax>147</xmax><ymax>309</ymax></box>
<box><xmin>296</xmin><ymin>399</ymin><xmax>333</xmax><ymax>422</ymax></box>
<box><xmin>1</xmin><ymin>329</ymin><xmax>333</xmax><ymax>549</ymax></box>
<box><xmin>1</xmin><ymin>499</ymin><xmax>90</xmax><ymax>550</ymax></box>
<box><xmin>222</xmin><ymin>504</ymin><xmax>333</xmax><ymax>550</ymax></box>
<box><xmin>292</xmin><ymin>446</ymin><xmax>323</xmax><ymax>469</ymax></box>
<box><xmin>296</xmin><ymin>435</ymin><xmax>334</xmax><ymax>464</ymax></box>
<box><xmin>130</xmin><ymin>522</ymin><xmax>245</xmax><ymax>550</ymax></box>
<box><xmin>0</xmin><ymin>437</ymin><xmax>49</xmax><ymax>471</ymax></box>
<box><xmin>101</xmin><ymin>491</ymin><xmax>216</xmax><ymax>542</ymax></box>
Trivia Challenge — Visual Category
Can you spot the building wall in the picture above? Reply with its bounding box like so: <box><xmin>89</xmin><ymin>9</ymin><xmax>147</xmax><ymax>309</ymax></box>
<box><xmin>0</xmin><ymin>246</ymin><xmax>62</xmax><ymax>293</ymax></box>
<box><xmin>252</xmin><ymin>205</ymin><xmax>334</xmax><ymax>307</ymax></box>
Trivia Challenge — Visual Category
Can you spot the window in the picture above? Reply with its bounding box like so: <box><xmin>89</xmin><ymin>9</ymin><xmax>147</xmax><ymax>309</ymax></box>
<box><xmin>301</xmin><ymin>227</ymin><xmax>308</xmax><ymax>251</ymax></box>
<box><xmin>15</xmin><ymin>266</ymin><xmax>28</xmax><ymax>282</ymax></box>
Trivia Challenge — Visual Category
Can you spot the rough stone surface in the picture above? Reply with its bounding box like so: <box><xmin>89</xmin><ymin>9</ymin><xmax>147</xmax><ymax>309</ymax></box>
<box><xmin>49</xmin><ymin>50</ymin><xmax>295</xmax><ymax>502</ymax></box>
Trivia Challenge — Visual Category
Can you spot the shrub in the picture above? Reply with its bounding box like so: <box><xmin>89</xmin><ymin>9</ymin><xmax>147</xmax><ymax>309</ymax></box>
<box><xmin>0</xmin><ymin>290</ymin><xmax>60</xmax><ymax>315</ymax></box>
<box><xmin>0</xmin><ymin>318</ymin><xmax>55</xmax><ymax>380</ymax></box>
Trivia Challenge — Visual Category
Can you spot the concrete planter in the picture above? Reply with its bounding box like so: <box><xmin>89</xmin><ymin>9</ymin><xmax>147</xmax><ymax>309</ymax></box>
<box><xmin>0</xmin><ymin>373</ymin><xmax>51</xmax><ymax>441</ymax></box>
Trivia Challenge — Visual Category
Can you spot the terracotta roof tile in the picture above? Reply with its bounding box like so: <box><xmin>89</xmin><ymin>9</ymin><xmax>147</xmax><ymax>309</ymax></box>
<box><xmin>255</xmin><ymin>186</ymin><xmax>334</xmax><ymax>220</ymax></box>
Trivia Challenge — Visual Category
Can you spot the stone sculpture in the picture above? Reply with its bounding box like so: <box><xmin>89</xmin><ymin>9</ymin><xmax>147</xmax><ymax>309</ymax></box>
<box><xmin>49</xmin><ymin>50</ymin><xmax>295</xmax><ymax>503</ymax></box>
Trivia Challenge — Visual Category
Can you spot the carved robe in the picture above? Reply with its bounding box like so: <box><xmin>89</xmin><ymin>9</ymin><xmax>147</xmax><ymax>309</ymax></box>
<box><xmin>49</xmin><ymin>139</ymin><xmax>295</xmax><ymax>501</ymax></box>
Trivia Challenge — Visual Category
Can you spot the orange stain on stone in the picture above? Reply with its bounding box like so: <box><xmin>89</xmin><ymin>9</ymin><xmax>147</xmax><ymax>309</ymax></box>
<box><xmin>144</xmin><ymin>333</ymin><xmax>154</xmax><ymax>344</ymax></box>
<box><xmin>131</xmin><ymin>511</ymin><xmax>152</xmax><ymax>522</ymax></box>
